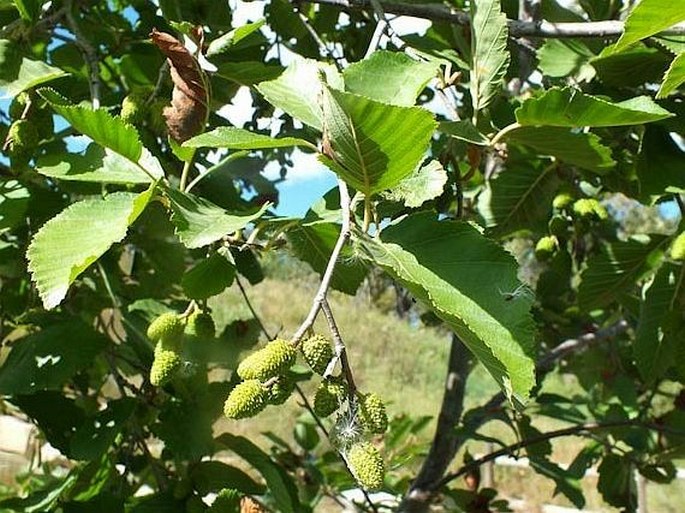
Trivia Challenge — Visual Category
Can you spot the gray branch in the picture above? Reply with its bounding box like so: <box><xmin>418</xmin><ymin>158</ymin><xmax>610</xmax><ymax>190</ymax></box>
<box><xmin>293</xmin><ymin>0</ymin><xmax>685</xmax><ymax>38</ymax></box>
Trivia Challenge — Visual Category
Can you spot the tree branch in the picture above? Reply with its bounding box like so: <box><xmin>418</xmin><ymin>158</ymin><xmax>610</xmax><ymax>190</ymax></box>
<box><xmin>65</xmin><ymin>0</ymin><xmax>101</xmax><ymax>108</ymax></box>
<box><xmin>295</xmin><ymin>0</ymin><xmax>685</xmax><ymax>38</ymax></box>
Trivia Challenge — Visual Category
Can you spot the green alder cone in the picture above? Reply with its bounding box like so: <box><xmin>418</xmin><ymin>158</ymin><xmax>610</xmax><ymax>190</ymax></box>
<box><xmin>572</xmin><ymin>198</ymin><xmax>608</xmax><ymax>221</ymax></box>
<box><xmin>148</xmin><ymin>99</ymin><xmax>169</xmax><ymax>136</ymax></box>
<box><xmin>267</xmin><ymin>375</ymin><xmax>295</xmax><ymax>405</ymax></box>
<box><xmin>150</xmin><ymin>343</ymin><xmax>183</xmax><ymax>386</ymax></box>
<box><xmin>237</xmin><ymin>339</ymin><xmax>297</xmax><ymax>381</ymax></box>
<box><xmin>552</xmin><ymin>192</ymin><xmax>574</xmax><ymax>211</ymax></box>
<box><xmin>185</xmin><ymin>311</ymin><xmax>216</xmax><ymax>340</ymax></box>
<box><xmin>9</xmin><ymin>91</ymin><xmax>30</xmax><ymax>120</ymax></box>
<box><xmin>671</xmin><ymin>232</ymin><xmax>685</xmax><ymax>261</ymax></box>
<box><xmin>313</xmin><ymin>379</ymin><xmax>347</xmax><ymax>417</ymax></box>
<box><xmin>5</xmin><ymin>120</ymin><xmax>39</xmax><ymax>157</ymax></box>
<box><xmin>208</xmin><ymin>488</ymin><xmax>241</xmax><ymax>512</ymax></box>
<box><xmin>301</xmin><ymin>334</ymin><xmax>334</xmax><ymax>374</ymax></box>
<box><xmin>347</xmin><ymin>442</ymin><xmax>385</xmax><ymax>491</ymax></box>
<box><xmin>223</xmin><ymin>380</ymin><xmax>268</xmax><ymax>419</ymax></box>
<box><xmin>357</xmin><ymin>392</ymin><xmax>388</xmax><ymax>434</ymax></box>
<box><xmin>120</xmin><ymin>91</ymin><xmax>149</xmax><ymax>125</ymax></box>
<box><xmin>534</xmin><ymin>235</ymin><xmax>558</xmax><ymax>262</ymax></box>
<box><xmin>147</xmin><ymin>312</ymin><xmax>184</xmax><ymax>344</ymax></box>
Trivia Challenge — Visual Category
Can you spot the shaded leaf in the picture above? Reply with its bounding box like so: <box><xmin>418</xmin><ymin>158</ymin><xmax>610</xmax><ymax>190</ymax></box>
<box><xmin>383</xmin><ymin>160</ymin><xmax>448</xmax><ymax>208</ymax></box>
<box><xmin>166</xmin><ymin>187</ymin><xmax>270</xmax><ymax>249</ymax></box>
<box><xmin>529</xmin><ymin>457</ymin><xmax>585</xmax><ymax>509</ymax></box>
<box><xmin>190</xmin><ymin>461</ymin><xmax>265</xmax><ymax>495</ymax></box>
<box><xmin>637</xmin><ymin>126</ymin><xmax>685</xmax><ymax>199</ymax></box>
<box><xmin>578</xmin><ymin>235</ymin><xmax>667</xmax><ymax>311</ymax></box>
<box><xmin>597</xmin><ymin>454</ymin><xmax>635</xmax><ymax>508</ymax></box>
<box><xmin>361</xmin><ymin>213</ymin><xmax>536</xmax><ymax>405</ymax></box>
<box><xmin>537</xmin><ymin>39</ymin><xmax>595</xmax><ymax>80</ymax></box>
<box><xmin>181</xmin><ymin>249</ymin><xmax>236</xmax><ymax>299</ymax></box>
<box><xmin>657</xmin><ymin>52</ymin><xmax>685</xmax><ymax>99</ymax></box>
<box><xmin>207</xmin><ymin>20</ymin><xmax>266</xmax><ymax>56</ymax></box>
<box><xmin>592</xmin><ymin>45</ymin><xmax>670</xmax><ymax>88</ymax></box>
<box><xmin>611</xmin><ymin>0</ymin><xmax>685</xmax><ymax>54</ymax></box>
<box><xmin>183</xmin><ymin>126</ymin><xmax>314</xmax><ymax>150</ymax></box>
<box><xmin>343</xmin><ymin>50</ymin><xmax>437</xmax><ymax>106</ymax></box>
<box><xmin>27</xmin><ymin>189</ymin><xmax>154</xmax><ymax>309</ymax></box>
<box><xmin>516</xmin><ymin>87</ymin><xmax>673</xmax><ymax>127</ymax></box>
<box><xmin>0</xmin><ymin>179</ymin><xmax>29</xmax><ymax>230</ymax></box>
<box><xmin>0</xmin><ymin>40</ymin><xmax>66</xmax><ymax>98</ymax></box>
<box><xmin>469</xmin><ymin>0</ymin><xmax>510</xmax><ymax>114</ymax></box>
<box><xmin>215</xmin><ymin>61</ymin><xmax>284</xmax><ymax>86</ymax></box>
<box><xmin>439</xmin><ymin>120</ymin><xmax>489</xmax><ymax>145</ymax></box>
<box><xmin>71</xmin><ymin>399</ymin><xmax>136</xmax><ymax>460</ymax></box>
<box><xmin>321</xmin><ymin>87</ymin><xmax>436</xmax><ymax>195</ymax></box>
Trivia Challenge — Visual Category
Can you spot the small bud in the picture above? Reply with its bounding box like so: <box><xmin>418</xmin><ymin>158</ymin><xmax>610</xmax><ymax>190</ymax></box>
<box><xmin>147</xmin><ymin>312</ymin><xmax>184</xmax><ymax>344</ymax></box>
<box><xmin>120</xmin><ymin>90</ymin><xmax>149</xmax><ymax>125</ymax></box>
<box><xmin>552</xmin><ymin>192</ymin><xmax>574</xmax><ymax>211</ymax></box>
<box><xmin>357</xmin><ymin>392</ymin><xmax>388</xmax><ymax>434</ymax></box>
<box><xmin>223</xmin><ymin>380</ymin><xmax>267</xmax><ymax>419</ymax></box>
<box><xmin>237</xmin><ymin>339</ymin><xmax>296</xmax><ymax>381</ymax></box>
<box><xmin>150</xmin><ymin>343</ymin><xmax>182</xmax><ymax>386</ymax></box>
<box><xmin>534</xmin><ymin>235</ymin><xmax>558</xmax><ymax>262</ymax></box>
<box><xmin>267</xmin><ymin>375</ymin><xmax>295</xmax><ymax>405</ymax></box>
<box><xmin>313</xmin><ymin>378</ymin><xmax>346</xmax><ymax>418</ymax></box>
<box><xmin>301</xmin><ymin>334</ymin><xmax>334</xmax><ymax>375</ymax></box>
<box><xmin>347</xmin><ymin>442</ymin><xmax>385</xmax><ymax>491</ymax></box>
<box><xmin>671</xmin><ymin>232</ymin><xmax>685</xmax><ymax>261</ymax></box>
<box><xmin>572</xmin><ymin>198</ymin><xmax>608</xmax><ymax>221</ymax></box>
<box><xmin>9</xmin><ymin>91</ymin><xmax>31</xmax><ymax>120</ymax></box>
<box><xmin>5</xmin><ymin>120</ymin><xmax>39</xmax><ymax>156</ymax></box>
<box><xmin>185</xmin><ymin>311</ymin><xmax>216</xmax><ymax>340</ymax></box>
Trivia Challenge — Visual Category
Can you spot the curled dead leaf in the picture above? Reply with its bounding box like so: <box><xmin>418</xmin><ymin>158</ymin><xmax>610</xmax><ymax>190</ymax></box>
<box><xmin>150</xmin><ymin>28</ymin><xmax>208</xmax><ymax>142</ymax></box>
<box><xmin>240</xmin><ymin>496</ymin><xmax>266</xmax><ymax>513</ymax></box>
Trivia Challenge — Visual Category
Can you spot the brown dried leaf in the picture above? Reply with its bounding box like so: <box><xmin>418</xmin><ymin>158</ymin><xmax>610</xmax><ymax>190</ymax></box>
<box><xmin>240</xmin><ymin>496</ymin><xmax>266</xmax><ymax>513</ymax></box>
<box><xmin>150</xmin><ymin>28</ymin><xmax>208</xmax><ymax>142</ymax></box>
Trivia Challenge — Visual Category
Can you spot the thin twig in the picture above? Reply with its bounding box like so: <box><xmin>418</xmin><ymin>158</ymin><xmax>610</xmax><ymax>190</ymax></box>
<box><xmin>65</xmin><ymin>0</ymin><xmax>101</xmax><ymax>108</ymax></box>
<box><xmin>320</xmin><ymin>299</ymin><xmax>357</xmax><ymax>397</ymax></box>
<box><xmin>296</xmin><ymin>0</ymin><xmax>685</xmax><ymax>38</ymax></box>
<box><xmin>236</xmin><ymin>276</ymin><xmax>275</xmax><ymax>341</ymax></box>
<box><xmin>294</xmin><ymin>10</ymin><xmax>344</xmax><ymax>70</ymax></box>
<box><xmin>291</xmin><ymin>179</ymin><xmax>352</xmax><ymax>343</ymax></box>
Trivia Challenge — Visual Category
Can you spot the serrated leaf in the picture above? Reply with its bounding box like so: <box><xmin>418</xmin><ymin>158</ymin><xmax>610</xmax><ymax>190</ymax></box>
<box><xmin>469</xmin><ymin>0</ymin><xmax>510</xmax><ymax>114</ymax></box>
<box><xmin>27</xmin><ymin>190</ymin><xmax>154</xmax><ymax>309</ymax></box>
<box><xmin>516</xmin><ymin>87</ymin><xmax>674</xmax><ymax>127</ymax></box>
<box><xmin>478</xmin><ymin>163</ymin><xmax>561</xmax><ymax>237</ymax></box>
<box><xmin>383</xmin><ymin>160</ymin><xmax>448</xmax><ymax>207</ymax></box>
<box><xmin>578</xmin><ymin>235</ymin><xmax>667</xmax><ymax>311</ymax></box>
<box><xmin>190</xmin><ymin>461</ymin><xmax>265</xmax><ymax>495</ymax></box>
<box><xmin>505</xmin><ymin>126</ymin><xmax>615</xmax><ymax>173</ymax></box>
<box><xmin>216</xmin><ymin>434</ymin><xmax>300</xmax><ymax>513</ymax></box>
<box><xmin>361</xmin><ymin>213</ymin><xmax>536</xmax><ymax>405</ymax></box>
<box><xmin>657</xmin><ymin>52</ymin><xmax>685</xmax><ymax>98</ymax></box>
<box><xmin>634</xmin><ymin>262</ymin><xmax>684</xmax><ymax>381</ymax></box>
<box><xmin>257</xmin><ymin>58</ymin><xmax>343</xmax><ymax>130</ymax></box>
<box><xmin>0</xmin><ymin>40</ymin><xmax>66</xmax><ymax>98</ymax></box>
<box><xmin>35</xmin><ymin>144</ymin><xmax>154</xmax><ymax>184</ymax></box>
<box><xmin>207</xmin><ymin>20</ymin><xmax>266</xmax><ymax>56</ymax></box>
<box><xmin>611</xmin><ymin>0</ymin><xmax>685</xmax><ymax>54</ymax></box>
<box><xmin>0</xmin><ymin>322</ymin><xmax>107</xmax><ymax>394</ymax></box>
<box><xmin>597</xmin><ymin>454</ymin><xmax>635</xmax><ymax>508</ymax></box>
<box><xmin>343</xmin><ymin>50</ymin><xmax>437</xmax><ymax>106</ymax></box>
<box><xmin>529</xmin><ymin>457</ymin><xmax>585</xmax><ymax>509</ymax></box>
<box><xmin>321</xmin><ymin>87</ymin><xmax>436</xmax><ymax>195</ymax></box>
<box><xmin>183</xmin><ymin>126</ymin><xmax>314</xmax><ymax>150</ymax></box>
<box><xmin>39</xmin><ymin>89</ymin><xmax>143</xmax><ymax>163</ymax></box>
<box><xmin>439</xmin><ymin>120</ymin><xmax>489</xmax><ymax>145</ymax></box>
<box><xmin>286</xmin><ymin>221</ymin><xmax>367</xmax><ymax>295</ymax></box>
<box><xmin>181</xmin><ymin>249</ymin><xmax>236</xmax><ymax>299</ymax></box>
<box><xmin>166</xmin><ymin>187</ymin><xmax>270</xmax><ymax>249</ymax></box>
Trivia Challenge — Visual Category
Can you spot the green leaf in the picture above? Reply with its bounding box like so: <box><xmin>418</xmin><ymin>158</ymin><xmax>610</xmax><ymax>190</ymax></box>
<box><xmin>592</xmin><ymin>45</ymin><xmax>671</xmax><ymax>88</ymax></box>
<box><xmin>361</xmin><ymin>213</ymin><xmax>536</xmax><ymax>405</ymax></box>
<box><xmin>515</xmin><ymin>87</ymin><xmax>674</xmax><ymax>127</ymax></box>
<box><xmin>597</xmin><ymin>454</ymin><xmax>635</xmax><ymax>508</ymax></box>
<box><xmin>36</xmin><ymin>144</ymin><xmax>155</xmax><ymax>184</ymax></box>
<box><xmin>504</xmin><ymin>126</ymin><xmax>615</xmax><ymax>173</ymax></box>
<box><xmin>257</xmin><ymin>58</ymin><xmax>343</xmax><ymax>130</ymax></box>
<box><xmin>13</xmin><ymin>0</ymin><xmax>41</xmax><ymax>21</ymax></box>
<box><xmin>343</xmin><ymin>50</ymin><xmax>437</xmax><ymax>106</ymax></box>
<box><xmin>181</xmin><ymin>248</ymin><xmax>236</xmax><ymax>300</ymax></box>
<box><xmin>321</xmin><ymin>87</ymin><xmax>436</xmax><ymax>195</ymax></box>
<box><xmin>469</xmin><ymin>0</ymin><xmax>510</xmax><ymax>114</ymax></box>
<box><xmin>0</xmin><ymin>322</ymin><xmax>107</xmax><ymax>394</ymax></box>
<box><xmin>529</xmin><ymin>457</ymin><xmax>585</xmax><ymax>509</ymax></box>
<box><xmin>0</xmin><ymin>40</ymin><xmax>66</xmax><ymax>98</ymax></box>
<box><xmin>478</xmin><ymin>163</ymin><xmax>561</xmax><ymax>237</ymax></box>
<box><xmin>657</xmin><ymin>52</ymin><xmax>685</xmax><ymax>98</ymax></box>
<box><xmin>166</xmin><ymin>188</ymin><xmax>270</xmax><ymax>249</ymax></box>
<box><xmin>578</xmin><ymin>235</ymin><xmax>667</xmax><ymax>311</ymax></box>
<box><xmin>0</xmin><ymin>472</ymin><xmax>78</xmax><ymax>513</ymax></box>
<box><xmin>634</xmin><ymin>262</ymin><xmax>684</xmax><ymax>381</ymax></box>
<box><xmin>383</xmin><ymin>160</ymin><xmax>448</xmax><ymax>208</ymax></box>
<box><xmin>190</xmin><ymin>461</ymin><xmax>265</xmax><ymax>495</ymax></box>
<box><xmin>216</xmin><ymin>61</ymin><xmax>284</xmax><ymax>86</ymax></box>
<box><xmin>286</xmin><ymin>221</ymin><xmax>367</xmax><ymax>295</ymax></box>
<box><xmin>439</xmin><ymin>120</ymin><xmax>489</xmax><ymax>145</ymax></box>
<box><xmin>39</xmin><ymin>89</ymin><xmax>143</xmax><ymax>163</ymax></box>
<box><xmin>537</xmin><ymin>39</ymin><xmax>595</xmax><ymax>80</ymax></box>
<box><xmin>611</xmin><ymin>0</ymin><xmax>685</xmax><ymax>54</ymax></box>
<box><xmin>183</xmin><ymin>126</ymin><xmax>314</xmax><ymax>150</ymax></box>
<box><xmin>216</xmin><ymin>434</ymin><xmax>300</xmax><ymax>513</ymax></box>
<box><xmin>27</xmin><ymin>189</ymin><xmax>154</xmax><ymax>309</ymax></box>
<box><xmin>637</xmin><ymin>126</ymin><xmax>685</xmax><ymax>198</ymax></box>
<box><xmin>207</xmin><ymin>19</ymin><xmax>266</xmax><ymax>56</ymax></box>
<box><xmin>0</xmin><ymin>179</ymin><xmax>29</xmax><ymax>231</ymax></box>
<box><xmin>70</xmin><ymin>399</ymin><xmax>136</xmax><ymax>460</ymax></box>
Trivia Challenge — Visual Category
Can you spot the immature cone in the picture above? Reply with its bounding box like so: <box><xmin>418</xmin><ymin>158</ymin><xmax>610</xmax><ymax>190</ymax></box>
<box><xmin>5</xmin><ymin>120</ymin><xmax>39</xmax><ymax>157</ymax></box>
<box><xmin>347</xmin><ymin>442</ymin><xmax>385</xmax><ymax>491</ymax></box>
<box><xmin>313</xmin><ymin>379</ymin><xmax>346</xmax><ymax>418</ymax></box>
<box><xmin>572</xmin><ymin>198</ymin><xmax>608</xmax><ymax>221</ymax></box>
<box><xmin>150</xmin><ymin>342</ymin><xmax>182</xmax><ymax>386</ymax></box>
<box><xmin>120</xmin><ymin>91</ymin><xmax>147</xmax><ymax>125</ymax></box>
<box><xmin>208</xmin><ymin>488</ymin><xmax>241</xmax><ymax>512</ymax></box>
<box><xmin>357</xmin><ymin>392</ymin><xmax>388</xmax><ymax>434</ymax></box>
<box><xmin>301</xmin><ymin>334</ymin><xmax>334</xmax><ymax>374</ymax></box>
<box><xmin>671</xmin><ymin>232</ymin><xmax>685</xmax><ymax>261</ymax></box>
<box><xmin>185</xmin><ymin>311</ymin><xmax>216</xmax><ymax>340</ymax></box>
<box><xmin>534</xmin><ymin>235</ymin><xmax>558</xmax><ymax>262</ymax></box>
<box><xmin>552</xmin><ymin>192</ymin><xmax>574</xmax><ymax>211</ymax></box>
<box><xmin>9</xmin><ymin>91</ymin><xmax>30</xmax><ymax>120</ymax></box>
<box><xmin>147</xmin><ymin>312</ymin><xmax>184</xmax><ymax>344</ymax></box>
<box><xmin>267</xmin><ymin>375</ymin><xmax>295</xmax><ymax>405</ymax></box>
<box><xmin>223</xmin><ymin>380</ymin><xmax>268</xmax><ymax>419</ymax></box>
<box><xmin>237</xmin><ymin>339</ymin><xmax>296</xmax><ymax>381</ymax></box>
